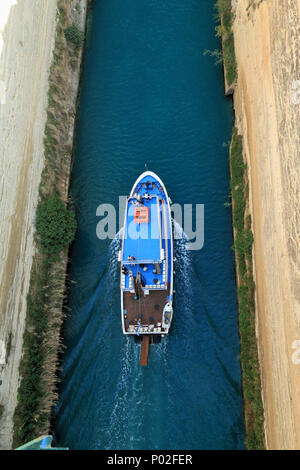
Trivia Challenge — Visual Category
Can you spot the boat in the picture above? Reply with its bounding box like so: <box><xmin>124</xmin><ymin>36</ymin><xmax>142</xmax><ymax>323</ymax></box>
<box><xmin>119</xmin><ymin>171</ymin><xmax>174</xmax><ymax>365</ymax></box>
<box><xmin>15</xmin><ymin>435</ymin><xmax>68</xmax><ymax>450</ymax></box>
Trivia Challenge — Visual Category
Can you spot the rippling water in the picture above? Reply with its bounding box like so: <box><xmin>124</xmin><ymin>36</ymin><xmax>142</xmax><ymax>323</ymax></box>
<box><xmin>54</xmin><ymin>0</ymin><xmax>245</xmax><ymax>449</ymax></box>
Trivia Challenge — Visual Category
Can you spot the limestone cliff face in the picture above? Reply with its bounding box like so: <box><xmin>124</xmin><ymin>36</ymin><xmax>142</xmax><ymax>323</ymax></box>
<box><xmin>0</xmin><ymin>0</ymin><xmax>58</xmax><ymax>449</ymax></box>
<box><xmin>232</xmin><ymin>0</ymin><xmax>300</xmax><ymax>450</ymax></box>
<box><xmin>0</xmin><ymin>0</ymin><xmax>88</xmax><ymax>449</ymax></box>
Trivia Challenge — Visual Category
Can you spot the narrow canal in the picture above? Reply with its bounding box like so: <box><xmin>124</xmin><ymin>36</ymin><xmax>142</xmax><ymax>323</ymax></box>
<box><xmin>54</xmin><ymin>0</ymin><xmax>245</xmax><ymax>449</ymax></box>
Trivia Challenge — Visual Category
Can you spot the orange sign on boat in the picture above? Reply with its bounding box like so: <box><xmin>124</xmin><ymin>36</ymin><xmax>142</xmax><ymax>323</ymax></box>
<box><xmin>134</xmin><ymin>206</ymin><xmax>149</xmax><ymax>224</ymax></box>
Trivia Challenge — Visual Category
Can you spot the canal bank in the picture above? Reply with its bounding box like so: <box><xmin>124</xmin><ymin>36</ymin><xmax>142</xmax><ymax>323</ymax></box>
<box><xmin>215</xmin><ymin>0</ymin><xmax>265</xmax><ymax>450</ymax></box>
<box><xmin>9</xmin><ymin>0</ymin><xmax>89</xmax><ymax>448</ymax></box>
<box><xmin>219</xmin><ymin>0</ymin><xmax>300</xmax><ymax>450</ymax></box>
<box><xmin>231</xmin><ymin>0</ymin><xmax>300</xmax><ymax>450</ymax></box>
<box><xmin>0</xmin><ymin>0</ymin><xmax>58</xmax><ymax>449</ymax></box>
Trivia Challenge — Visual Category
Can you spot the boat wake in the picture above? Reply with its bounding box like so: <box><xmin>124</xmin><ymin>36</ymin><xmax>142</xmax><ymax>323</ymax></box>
<box><xmin>58</xmin><ymin>222</ymin><xmax>195</xmax><ymax>449</ymax></box>
<box><xmin>104</xmin><ymin>337</ymin><xmax>143</xmax><ymax>449</ymax></box>
<box><xmin>172</xmin><ymin>219</ymin><xmax>195</xmax><ymax>332</ymax></box>
<box><xmin>173</xmin><ymin>219</ymin><xmax>192</xmax><ymax>286</ymax></box>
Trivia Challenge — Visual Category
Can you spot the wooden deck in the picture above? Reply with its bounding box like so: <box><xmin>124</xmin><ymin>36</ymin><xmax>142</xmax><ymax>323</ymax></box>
<box><xmin>123</xmin><ymin>283</ymin><xmax>170</xmax><ymax>333</ymax></box>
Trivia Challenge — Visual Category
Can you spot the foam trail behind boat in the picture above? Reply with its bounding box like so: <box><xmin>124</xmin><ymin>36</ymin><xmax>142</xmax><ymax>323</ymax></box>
<box><xmin>172</xmin><ymin>219</ymin><xmax>195</xmax><ymax>332</ymax></box>
<box><xmin>105</xmin><ymin>337</ymin><xmax>143</xmax><ymax>449</ymax></box>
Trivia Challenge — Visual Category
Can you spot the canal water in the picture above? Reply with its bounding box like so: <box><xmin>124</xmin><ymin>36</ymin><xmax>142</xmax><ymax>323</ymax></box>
<box><xmin>54</xmin><ymin>0</ymin><xmax>245</xmax><ymax>449</ymax></box>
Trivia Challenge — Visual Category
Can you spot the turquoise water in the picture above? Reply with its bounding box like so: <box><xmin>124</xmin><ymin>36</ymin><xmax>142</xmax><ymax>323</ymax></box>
<box><xmin>54</xmin><ymin>0</ymin><xmax>245</xmax><ymax>449</ymax></box>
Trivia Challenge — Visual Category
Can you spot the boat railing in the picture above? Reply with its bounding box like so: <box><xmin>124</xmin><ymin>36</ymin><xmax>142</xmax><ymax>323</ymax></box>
<box><xmin>123</xmin><ymin>259</ymin><xmax>160</xmax><ymax>265</ymax></box>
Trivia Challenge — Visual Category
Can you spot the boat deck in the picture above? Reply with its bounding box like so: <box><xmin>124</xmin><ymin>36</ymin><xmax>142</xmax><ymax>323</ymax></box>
<box><xmin>123</xmin><ymin>283</ymin><xmax>170</xmax><ymax>333</ymax></box>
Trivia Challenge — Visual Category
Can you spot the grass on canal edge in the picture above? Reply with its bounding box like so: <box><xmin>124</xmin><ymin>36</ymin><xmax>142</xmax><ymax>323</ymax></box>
<box><xmin>215</xmin><ymin>0</ymin><xmax>237</xmax><ymax>86</ymax></box>
<box><xmin>230</xmin><ymin>128</ymin><xmax>265</xmax><ymax>450</ymax></box>
<box><xmin>0</xmin><ymin>405</ymin><xmax>4</xmax><ymax>421</ymax></box>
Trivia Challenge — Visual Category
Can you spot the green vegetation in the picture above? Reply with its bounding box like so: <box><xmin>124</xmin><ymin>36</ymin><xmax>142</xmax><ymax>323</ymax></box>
<box><xmin>13</xmin><ymin>254</ymin><xmax>67</xmax><ymax>445</ymax></box>
<box><xmin>14</xmin><ymin>258</ymin><xmax>51</xmax><ymax>442</ymax></box>
<box><xmin>65</xmin><ymin>24</ymin><xmax>84</xmax><ymax>47</ymax></box>
<box><xmin>13</xmin><ymin>0</ymin><xmax>85</xmax><ymax>448</ymax></box>
<box><xmin>203</xmin><ymin>48</ymin><xmax>223</xmax><ymax>65</ymax></box>
<box><xmin>36</xmin><ymin>196</ymin><xmax>76</xmax><ymax>255</ymax></box>
<box><xmin>5</xmin><ymin>332</ymin><xmax>12</xmax><ymax>363</ymax></box>
<box><xmin>64</xmin><ymin>24</ymin><xmax>85</xmax><ymax>68</ymax></box>
<box><xmin>0</xmin><ymin>405</ymin><xmax>4</xmax><ymax>421</ymax></box>
<box><xmin>215</xmin><ymin>0</ymin><xmax>237</xmax><ymax>86</ymax></box>
<box><xmin>230</xmin><ymin>128</ymin><xmax>265</xmax><ymax>449</ymax></box>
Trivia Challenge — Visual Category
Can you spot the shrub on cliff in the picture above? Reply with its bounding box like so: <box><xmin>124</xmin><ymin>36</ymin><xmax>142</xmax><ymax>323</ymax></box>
<box><xmin>64</xmin><ymin>24</ymin><xmax>84</xmax><ymax>47</ymax></box>
<box><xmin>229</xmin><ymin>126</ymin><xmax>265</xmax><ymax>450</ymax></box>
<box><xmin>215</xmin><ymin>0</ymin><xmax>233</xmax><ymax>29</ymax></box>
<box><xmin>223</xmin><ymin>32</ymin><xmax>237</xmax><ymax>85</ymax></box>
<box><xmin>215</xmin><ymin>0</ymin><xmax>237</xmax><ymax>85</ymax></box>
<box><xmin>36</xmin><ymin>196</ymin><xmax>77</xmax><ymax>254</ymax></box>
